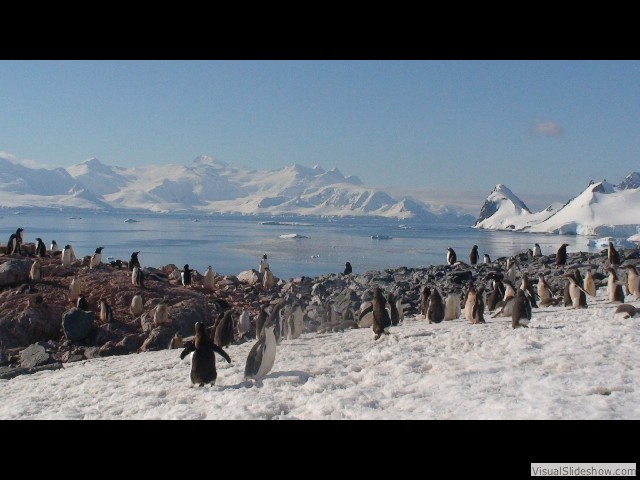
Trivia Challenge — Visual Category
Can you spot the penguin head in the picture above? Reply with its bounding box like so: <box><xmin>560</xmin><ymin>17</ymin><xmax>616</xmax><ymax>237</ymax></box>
<box><xmin>96</xmin><ymin>246</ymin><xmax>104</xmax><ymax>253</ymax></box>
<box><xmin>194</xmin><ymin>322</ymin><xmax>205</xmax><ymax>334</ymax></box>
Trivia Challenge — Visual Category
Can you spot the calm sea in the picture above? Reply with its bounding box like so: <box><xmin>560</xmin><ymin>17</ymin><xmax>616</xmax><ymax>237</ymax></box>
<box><xmin>1</xmin><ymin>209</ymin><xmax>600</xmax><ymax>279</ymax></box>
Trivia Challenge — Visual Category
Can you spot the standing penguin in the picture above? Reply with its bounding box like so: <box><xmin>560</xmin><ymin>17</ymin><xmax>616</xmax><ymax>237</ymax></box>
<box><xmin>7</xmin><ymin>228</ymin><xmax>24</xmax><ymax>255</ymax></box>
<box><xmin>237</xmin><ymin>309</ymin><xmax>252</xmax><ymax>340</ymax></box>
<box><xmin>444</xmin><ymin>291</ymin><xmax>461</xmax><ymax>321</ymax></box>
<box><xmin>69</xmin><ymin>275</ymin><xmax>81</xmax><ymax>303</ymax></box>
<box><xmin>420</xmin><ymin>285</ymin><xmax>432</xmax><ymax>320</ymax></box>
<box><xmin>573</xmin><ymin>269</ymin><xmax>588</xmax><ymax>308</ymax></box>
<box><xmin>395</xmin><ymin>295</ymin><xmax>404</xmax><ymax>323</ymax></box>
<box><xmin>505</xmin><ymin>259</ymin><xmax>518</xmax><ymax>286</ymax></box>
<box><xmin>203</xmin><ymin>265</ymin><xmax>216</xmax><ymax>290</ymax></box>
<box><xmin>29</xmin><ymin>260</ymin><xmax>41</xmax><ymax>282</ymax></box>
<box><xmin>606</xmin><ymin>267</ymin><xmax>625</xmax><ymax>303</ymax></box>
<box><xmin>90</xmin><ymin>246</ymin><xmax>104</xmax><ymax>269</ymax></box>
<box><xmin>584</xmin><ymin>268</ymin><xmax>597</xmax><ymax>298</ymax></box>
<box><xmin>343</xmin><ymin>261</ymin><xmax>353</xmax><ymax>275</ymax></box>
<box><xmin>213</xmin><ymin>309</ymin><xmax>235</xmax><ymax>348</ymax></box>
<box><xmin>181</xmin><ymin>264</ymin><xmax>193</xmax><ymax>286</ymax></box>
<box><xmin>386</xmin><ymin>292</ymin><xmax>400</xmax><ymax>326</ymax></box>
<box><xmin>537</xmin><ymin>273</ymin><xmax>560</xmax><ymax>306</ymax></box>
<box><xmin>608</xmin><ymin>242</ymin><xmax>621</xmax><ymax>266</ymax></box>
<box><xmin>99</xmin><ymin>298</ymin><xmax>114</xmax><ymax>323</ymax></box>
<box><xmin>427</xmin><ymin>288</ymin><xmax>445</xmax><ymax>324</ymax></box>
<box><xmin>262</xmin><ymin>266</ymin><xmax>275</xmax><ymax>289</ymax></box>
<box><xmin>284</xmin><ymin>302</ymin><xmax>305</xmax><ymax>339</ymax></box>
<box><xmin>446</xmin><ymin>247</ymin><xmax>457</xmax><ymax>266</ymax></box>
<box><xmin>76</xmin><ymin>294</ymin><xmax>88</xmax><ymax>310</ymax></box>
<box><xmin>519</xmin><ymin>273</ymin><xmax>538</xmax><ymax>308</ymax></box>
<box><xmin>483</xmin><ymin>253</ymin><xmax>491</xmax><ymax>264</ymax></box>
<box><xmin>469</xmin><ymin>245</ymin><xmax>479</xmax><ymax>265</ymax></box>
<box><xmin>556</xmin><ymin>243</ymin><xmax>569</xmax><ymax>267</ymax></box>
<box><xmin>244</xmin><ymin>321</ymin><xmax>277</xmax><ymax>382</ymax></box>
<box><xmin>259</xmin><ymin>254</ymin><xmax>269</xmax><ymax>275</ymax></box>
<box><xmin>35</xmin><ymin>238</ymin><xmax>47</xmax><ymax>257</ymax></box>
<box><xmin>180</xmin><ymin>322</ymin><xmax>231</xmax><ymax>386</ymax></box>
<box><xmin>486</xmin><ymin>278</ymin><xmax>505</xmax><ymax>312</ymax></box>
<box><xmin>624</xmin><ymin>264</ymin><xmax>640</xmax><ymax>299</ymax></box>
<box><xmin>50</xmin><ymin>240</ymin><xmax>60</xmax><ymax>254</ymax></box>
<box><xmin>464</xmin><ymin>285</ymin><xmax>485</xmax><ymax>324</ymax></box>
<box><xmin>129</xmin><ymin>251</ymin><xmax>141</xmax><ymax>271</ymax></box>
<box><xmin>372</xmin><ymin>287</ymin><xmax>392</xmax><ymax>340</ymax></box>
<box><xmin>131</xmin><ymin>265</ymin><xmax>144</xmax><ymax>288</ymax></box>
<box><xmin>255</xmin><ymin>305</ymin><xmax>268</xmax><ymax>338</ymax></box>
<box><xmin>563</xmin><ymin>274</ymin><xmax>588</xmax><ymax>309</ymax></box>
<box><xmin>61</xmin><ymin>244</ymin><xmax>76</xmax><ymax>267</ymax></box>
<box><xmin>533</xmin><ymin>243</ymin><xmax>542</xmax><ymax>257</ymax></box>
<box><xmin>130</xmin><ymin>292</ymin><xmax>145</xmax><ymax>317</ymax></box>
<box><xmin>512</xmin><ymin>289</ymin><xmax>532</xmax><ymax>329</ymax></box>
<box><xmin>153</xmin><ymin>300</ymin><xmax>169</xmax><ymax>326</ymax></box>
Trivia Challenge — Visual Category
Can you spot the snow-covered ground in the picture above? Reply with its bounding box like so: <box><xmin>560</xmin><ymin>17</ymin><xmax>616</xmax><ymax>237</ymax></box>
<box><xmin>1</xmin><ymin>288</ymin><xmax>638</xmax><ymax>420</ymax></box>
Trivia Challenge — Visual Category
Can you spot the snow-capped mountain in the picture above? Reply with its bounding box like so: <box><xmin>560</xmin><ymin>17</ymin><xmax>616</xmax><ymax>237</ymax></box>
<box><xmin>474</xmin><ymin>174</ymin><xmax>640</xmax><ymax>238</ymax></box>
<box><xmin>0</xmin><ymin>154</ymin><xmax>473</xmax><ymax>222</ymax></box>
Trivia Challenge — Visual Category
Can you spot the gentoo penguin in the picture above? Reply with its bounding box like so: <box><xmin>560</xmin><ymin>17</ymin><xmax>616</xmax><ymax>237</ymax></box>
<box><xmin>357</xmin><ymin>301</ymin><xmax>374</xmax><ymax>328</ymax></box>
<box><xmin>181</xmin><ymin>264</ymin><xmax>193</xmax><ymax>286</ymax></box>
<box><xmin>446</xmin><ymin>247</ymin><xmax>457</xmax><ymax>266</ymax></box>
<box><xmin>427</xmin><ymin>288</ymin><xmax>445</xmax><ymax>324</ymax></box>
<box><xmin>584</xmin><ymin>268</ymin><xmax>597</xmax><ymax>298</ymax></box>
<box><xmin>486</xmin><ymin>278</ymin><xmax>505</xmax><ymax>312</ymax></box>
<box><xmin>573</xmin><ymin>269</ymin><xmax>588</xmax><ymax>308</ymax></box>
<box><xmin>537</xmin><ymin>273</ymin><xmax>560</xmax><ymax>307</ymax></box>
<box><xmin>469</xmin><ymin>245</ymin><xmax>479</xmax><ymax>265</ymax></box>
<box><xmin>606</xmin><ymin>267</ymin><xmax>625</xmax><ymax>303</ymax></box>
<box><xmin>61</xmin><ymin>244</ymin><xmax>76</xmax><ymax>267</ymax></box>
<box><xmin>262</xmin><ymin>266</ymin><xmax>275</xmax><ymax>289</ymax></box>
<box><xmin>203</xmin><ymin>266</ymin><xmax>216</xmax><ymax>290</ymax></box>
<box><xmin>7</xmin><ymin>228</ymin><xmax>24</xmax><ymax>255</ymax></box>
<box><xmin>130</xmin><ymin>292</ymin><xmax>145</xmax><ymax>317</ymax></box>
<box><xmin>511</xmin><ymin>289</ymin><xmax>532</xmax><ymax>329</ymax></box>
<box><xmin>50</xmin><ymin>240</ymin><xmax>60</xmax><ymax>254</ymax></box>
<box><xmin>169</xmin><ymin>332</ymin><xmax>184</xmax><ymax>349</ymax></box>
<box><xmin>623</xmin><ymin>264</ymin><xmax>640</xmax><ymax>299</ymax></box>
<box><xmin>614</xmin><ymin>304</ymin><xmax>638</xmax><ymax>319</ymax></box>
<box><xmin>519</xmin><ymin>273</ymin><xmax>538</xmax><ymax>308</ymax></box>
<box><xmin>90</xmin><ymin>246</ymin><xmax>104</xmax><ymax>269</ymax></box>
<box><xmin>237</xmin><ymin>309</ymin><xmax>252</xmax><ymax>340</ymax></box>
<box><xmin>271</xmin><ymin>301</ymin><xmax>286</xmax><ymax>345</ymax></box>
<box><xmin>533</xmin><ymin>243</ymin><xmax>542</xmax><ymax>257</ymax></box>
<box><xmin>76</xmin><ymin>294</ymin><xmax>88</xmax><ymax>310</ymax></box>
<box><xmin>180</xmin><ymin>322</ymin><xmax>231</xmax><ymax>386</ymax></box>
<box><xmin>420</xmin><ymin>285</ymin><xmax>432</xmax><ymax>319</ymax></box>
<box><xmin>372</xmin><ymin>287</ymin><xmax>392</xmax><ymax>340</ymax></box>
<box><xmin>563</xmin><ymin>273</ymin><xmax>588</xmax><ymax>309</ymax></box>
<box><xmin>556</xmin><ymin>243</ymin><xmax>569</xmax><ymax>267</ymax></box>
<box><xmin>153</xmin><ymin>301</ymin><xmax>169</xmax><ymax>326</ymax></box>
<box><xmin>35</xmin><ymin>238</ymin><xmax>47</xmax><ymax>257</ymax></box>
<box><xmin>213</xmin><ymin>309</ymin><xmax>235</xmax><ymax>348</ymax></box>
<box><xmin>491</xmin><ymin>296</ymin><xmax>516</xmax><ymax>318</ymax></box>
<box><xmin>259</xmin><ymin>254</ymin><xmax>269</xmax><ymax>275</ymax></box>
<box><xmin>464</xmin><ymin>285</ymin><xmax>485</xmax><ymax>324</ymax></box>
<box><xmin>343</xmin><ymin>261</ymin><xmax>353</xmax><ymax>275</ymax></box>
<box><xmin>29</xmin><ymin>260</ymin><xmax>41</xmax><ymax>282</ymax></box>
<box><xmin>608</xmin><ymin>241</ymin><xmax>621</xmax><ymax>266</ymax></box>
<box><xmin>131</xmin><ymin>265</ymin><xmax>144</xmax><ymax>288</ymax></box>
<box><xmin>244</xmin><ymin>321</ymin><xmax>276</xmax><ymax>382</ymax></box>
<box><xmin>386</xmin><ymin>292</ymin><xmax>400</xmax><ymax>326</ymax></box>
<box><xmin>129</xmin><ymin>251</ymin><xmax>141</xmax><ymax>271</ymax></box>
<box><xmin>503</xmin><ymin>280</ymin><xmax>517</xmax><ymax>302</ymax></box>
<box><xmin>99</xmin><ymin>298</ymin><xmax>113</xmax><ymax>323</ymax></box>
<box><xmin>69</xmin><ymin>275</ymin><xmax>81</xmax><ymax>302</ymax></box>
<box><xmin>444</xmin><ymin>291</ymin><xmax>461</xmax><ymax>320</ymax></box>
<box><xmin>395</xmin><ymin>295</ymin><xmax>404</xmax><ymax>323</ymax></box>
<box><xmin>255</xmin><ymin>305</ymin><xmax>267</xmax><ymax>338</ymax></box>
<box><xmin>505</xmin><ymin>260</ymin><xmax>517</xmax><ymax>286</ymax></box>
<box><xmin>284</xmin><ymin>302</ymin><xmax>305</xmax><ymax>339</ymax></box>
<box><xmin>483</xmin><ymin>253</ymin><xmax>491</xmax><ymax>264</ymax></box>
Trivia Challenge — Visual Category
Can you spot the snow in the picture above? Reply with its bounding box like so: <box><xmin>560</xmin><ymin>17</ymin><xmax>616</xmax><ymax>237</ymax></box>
<box><xmin>587</xmin><ymin>237</ymin><xmax>637</xmax><ymax>249</ymax></box>
<box><xmin>1</xmin><ymin>288</ymin><xmax>638</xmax><ymax>420</ymax></box>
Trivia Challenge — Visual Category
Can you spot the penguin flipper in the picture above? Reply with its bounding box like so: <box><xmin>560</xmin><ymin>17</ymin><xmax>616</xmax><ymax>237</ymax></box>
<box><xmin>244</xmin><ymin>340</ymin><xmax>265</xmax><ymax>379</ymax></box>
<box><xmin>358</xmin><ymin>304</ymin><xmax>373</xmax><ymax>321</ymax></box>
<box><xmin>213</xmin><ymin>344</ymin><xmax>231</xmax><ymax>363</ymax></box>
<box><xmin>180</xmin><ymin>343</ymin><xmax>195</xmax><ymax>360</ymax></box>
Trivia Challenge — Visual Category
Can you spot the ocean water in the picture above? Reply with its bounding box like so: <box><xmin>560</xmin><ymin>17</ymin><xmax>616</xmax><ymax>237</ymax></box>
<box><xmin>0</xmin><ymin>210</ymin><xmax>603</xmax><ymax>280</ymax></box>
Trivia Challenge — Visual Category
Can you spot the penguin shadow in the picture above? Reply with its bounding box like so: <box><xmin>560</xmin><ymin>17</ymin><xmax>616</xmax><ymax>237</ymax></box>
<box><xmin>402</xmin><ymin>331</ymin><xmax>435</xmax><ymax>339</ymax></box>
<box><xmin>220</xmin><ymin>370</ymin><xmax>312</xmax><ymax>390</ymax></box>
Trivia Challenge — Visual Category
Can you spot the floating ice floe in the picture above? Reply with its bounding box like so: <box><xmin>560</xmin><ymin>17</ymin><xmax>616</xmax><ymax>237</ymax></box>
<box><xmin>279</xmin><ymin>233</ymin><xmax>310</xmax><ymax>239</ymax></box>
<box><xmin>587</xmin><ymin>236</ymin><xmax>637</xmax><ymax>249</ymax></box>
<box><xmin>371</xmin><ymin>234</ymin><xmax>392</xmax><ymax>240</ymax></box>
<box><xmin>124</xmin><ymin>218</ymin><xmax>139</xmax><ymax>223</ymax></box>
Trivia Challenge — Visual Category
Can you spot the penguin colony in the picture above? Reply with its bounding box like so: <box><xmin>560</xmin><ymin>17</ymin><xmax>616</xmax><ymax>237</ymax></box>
<box><xmin>3</xmin><ymin>224</ymin><xmax>640</xmax><ymax>388</ymax></box>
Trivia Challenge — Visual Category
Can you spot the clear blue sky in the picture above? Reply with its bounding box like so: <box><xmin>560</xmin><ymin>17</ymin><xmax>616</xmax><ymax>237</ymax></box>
<box><xmin>1</xmin><ymin>60</ymin><xmax>638</xmax><ymax>211</ymax></box>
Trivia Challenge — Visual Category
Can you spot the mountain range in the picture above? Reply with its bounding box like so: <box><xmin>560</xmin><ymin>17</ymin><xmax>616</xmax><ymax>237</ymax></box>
<box><xmin>0</xmin><ymin>155</ymin><xmax>473</xmax><ymax>223</ymax></box>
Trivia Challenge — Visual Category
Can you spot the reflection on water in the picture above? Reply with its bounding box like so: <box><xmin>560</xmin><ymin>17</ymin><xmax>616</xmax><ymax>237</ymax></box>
<box><xmin>0</xmin><ymin>210</ymin><xmax>602</xmax><ymax>279</ymax></box>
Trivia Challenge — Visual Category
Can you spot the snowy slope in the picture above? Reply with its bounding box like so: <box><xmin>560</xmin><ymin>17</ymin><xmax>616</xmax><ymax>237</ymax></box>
<box><xmin>1</xmin><ymin>287</ymin><xmax>638</xmax><ymax>420</ymax></box>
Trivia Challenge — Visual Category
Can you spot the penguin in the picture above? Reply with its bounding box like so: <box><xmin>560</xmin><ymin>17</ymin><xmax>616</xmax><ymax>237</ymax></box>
<box><xmin>76</xmin><ymin>294</ymin><xmax>88</xmax><ymax>310</ymax></box>
<box><xmin>444</xmin><ymin>291</ymin><xmax>461</xmax><ymax>320</ymax></box>
<box><xmin>537</xmin><ymin>273</ymin><xmax>560</xmax><ymax>307</ymax></box>
<box><xmin>29</xmin><ymin>260</ymin><xmax>41</xmax><ymax>282</ymax></box>
<box><xmin>255</xmin><ymin>305</ymin><xmax>267</xmax><ymax>338</ymax></box>
<box><xmin>491</xmin><ymin>296</ymin><xmax>517</xmax><ymax>318</ymax></box>
<box><xmin>203</xmin><ymin>265</ymin><xmax>216</xmax><ymax>290</ymax></box>
<box><xmin>129</xmin><ymin>251</ymin><xmax>141</xmax><ymax>271</ymax></box>
<box><xmin>519</xmin><ymin>273</ymin><xmax>538</xmax><ymax>308</ymax></box>
<box><xmin>386</xmin><ymin>292</ymin><xmax>400</xmax><ymax>326</ymax></box>
<box><xmin>213</xmin><ymin>309</ymin><xmax>235</xmax><ymax>348</ymax></box>
<box><xmin>16</xmin><ymin>227</ymin><xmax>24</xmax><ymax>245</ymax></box>
<box><xmin>90</xmin><ymin>246</ymin><xmax>104</xmax><ymax>269</ymax></box>
<box><xmin>563</xmin><ymin>273</ymin><xmax>588</xmax><ymax>309</ymax></box>
<box><xmin>395</xmin><ymin>295</ymin><xmax>404</xmax><ymax>323</ymax></box>
<box><xmin>61</xmin><ymin>244</ymin><xmax>76</xmax><ymax>267</ymax></box>
<box><xmin>262</xmin><ymin>266</ymin><xmax>275</xmax><ymax>289</ymax></box>
<box><xmin>372</xmin><ymin>287</ymin><xmax>392</xmax><ymax>340</ymax></box>
<box><xmin>446</xmin><ymin>247</ymin><xmax>457</xmax><ymax>266</ymax></box>
<box><xmin>623</xmin><ymin>264</ymin><xmax>640</xmax><ymax>299</ymax></box>
<box><xmin>169</xmin><ymin>332</ymin><xmax>184</xmax><ymax>349</ymax></box>
<box><xmin>511</xmin><ymin>289</ymin><xmax>532</xmax><ymax>329</ymax></box>
<box><xmin>503</xmin><ymin>280</ymin><xmax>517</xmax><ymax>302</ymax></box>
<box><xmin>259</xmin><ymin>254</ymin><xmax>269</xmax><ymax>275</ymax></box>
<box><xmin>99</xmin><ymin>298</ymin><xmax>113</xmax><ymax>323</ymax></box>
<box><xmin>271</xmin><ymin>301</ymin><xmax>286</xmax><ymax>345</ymax></box>
<box><xmin>614</xmin><ymin>304</ymin><xmax>637</xmax><ymax>319</ymax></box>
<box><xmin>284</xmin><ymin>302</ymin><xmax>305</xmax><ymax>340</ymax></box>
<box><xmin>584</xmin><ymin>268</ymin><xmax>597</xmax><ymax>298</ymax></box>
<box><xmin>608</xmin><ymin>241</ymin><xmax>621</xmax><ymax>266</ymax></box>
<box><xmin>420</xmin><ymin>285</ymin><xmax>432</xmax><ymax>319</ymax></box>
<box><xmin>427</xmin><ymin>288</ymin><xmax>445</xmax><ymax>324</ymax></box>
<box><xmin>533</xmin><ymin>243</ymin><xmax>542</xmax><ymax>257</ymax></box>
<box><xmin>343</xmin><ymin>261</ymin><xmax>352</xmax><ymax>275</ymax></box>
<box><xmin>153</xmin><ymin>301</ymin><xmax>169</xmax><ymax>326</ymax></box>
<box><xmin>606</xmin><ymin>267</ymin><xmax>625</xmax><ymax>303</ymax></box>
<box><xmin>556</xmin><ymin>243</ymin><xmax>569</xmax><ymax>266</ymax></box>
<box><xmin>464</xmin><ymin>285</ymin><xmax>485</xmax><ymax>324</ymax></box>
<box><xmin>181</xmin><ymin>264</ymin><xmax>193</xmax><ymax>286</ymax></box>
<box><xmin>573</xmin><ymin>269</ymin><xmax>588</xmax><ymax>308</ymax></box>
<box><xmin>236</xmin><ymin>309</ymin><xmax>252</xmax><ymax>340</ymax></box>
<box><xmin>69</xmin><ymin>275</ymin><xmax>81</xmax><ymax>303</ymax></box>
<box><xmin>244</xmin><ymin>321</ymin><xmax>276</xmax><ymax>382</ymax></box>
<box><xmin>35</xmin><ymin>238</ymin><xmax>47</xmax><ymax>257</ymax></box>
<box><xmin>357</xmin><ymin>301</ymin><xmax>374</xmax><ymax>328</ymax></box>
<box><xmin>130</xmin><ymin>292</ymin><xmax>145</xmax><ymax>317</ymax></box>
<box><xmin>131</xmin><ymin>265</ymin><xmax>144</xmax><ymax>288</ymax></box>
<box><xmin>180</xmin><ymin>322</ymin><xmax>231</xmax><ymax>386</ymax></box>
<box><xmin>486</xmin><ymin>278</ymin><xmax>505</xmax><ymax>312</ymax></box>
<box><xmin>505</xmin><ymin>260</ymin><xmax>518</xmax><ymax>286</ymax></box>
<box><xmin>50</xmin><ymin>240</ymin><xmax>60</xmax><ymax>254</ymax></box>
<box><xmin>6</xmin><ymin>234</ymin><xmax>17</xmax><ymax>255</ymax></box>
<box><xmin>469</xmin><ymin>245</ymin><xmax>479</xmax><ymax>265</ymax></box>
<box><xmin>483</xmin><ymin>254</ymin><xmax>491</xmax><ymax>264</ymax></box>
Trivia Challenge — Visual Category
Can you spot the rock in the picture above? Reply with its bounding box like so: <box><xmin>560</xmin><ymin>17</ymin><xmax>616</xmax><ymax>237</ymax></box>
<box><xmin>83</xmin><ymin>347</ymin><xmax>101</xmax><ymax>359</ymax></box>
<box><xmin>237</xmin><ymin>269</ymin><xmax>261</xmax><ymax>285</ymax></box>
<box><xmin>62</xmin><ymin>351</ymin><xmax>84</xmax><ymax>363</ymax></box>
<box><xmin>0</xmin><ymin>259</ymin><xmax>33</xmax><ymax>287</ymax></box>
<box><xmin>62</xmin><ymin>308</ymin><xmax>95</xmax><ymax>342</ymax></box>
<box><xmin>23</xmin><ymin>306</ymin><xmax>62</xmax><ymax>341</ymax></box>
<box><xmin>20</xmin><ymin>342</ymin><xmax>52</xmax><ymax>368</ymax></box>
<box><xmin>140</xmin><ymin>326</ymin><xmax>174</xmax><ymax>352</ymax></box>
